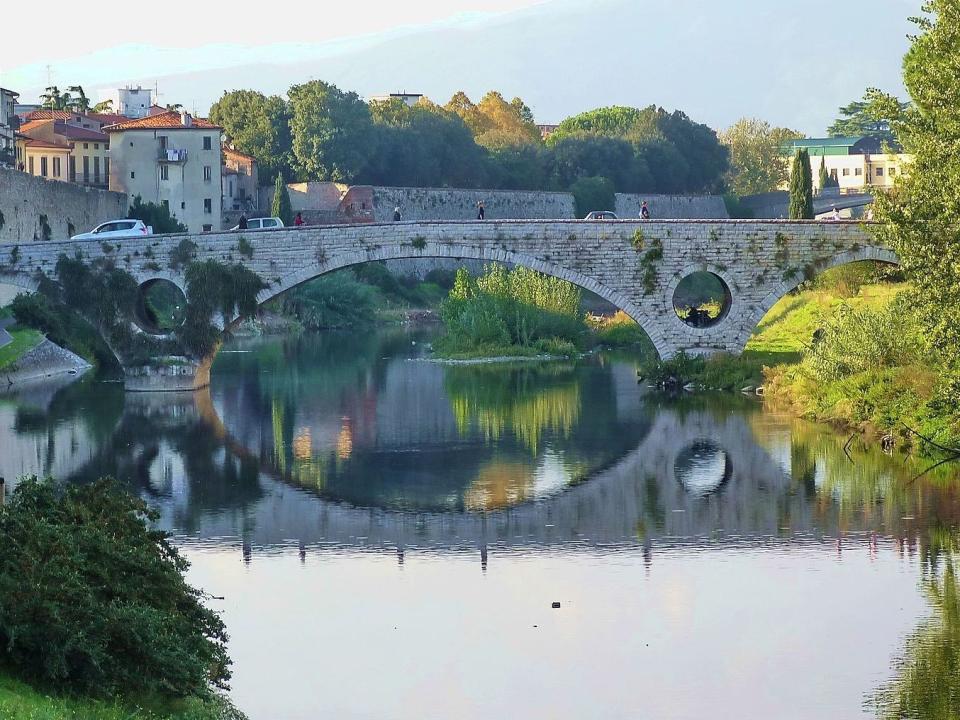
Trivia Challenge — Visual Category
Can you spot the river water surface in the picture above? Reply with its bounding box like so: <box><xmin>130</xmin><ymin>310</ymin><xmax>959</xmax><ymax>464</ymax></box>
<box><xmin>2</xmin><ymin>327</ymin><xmax>959</xmax><ymax>719</ymax></box>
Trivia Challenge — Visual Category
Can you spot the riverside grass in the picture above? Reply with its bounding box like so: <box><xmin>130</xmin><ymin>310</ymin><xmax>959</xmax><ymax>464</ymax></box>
<box><xmin>0</xmin><ymin>672</ymin><xmax>244</xmax><ymax>720</ymax></box>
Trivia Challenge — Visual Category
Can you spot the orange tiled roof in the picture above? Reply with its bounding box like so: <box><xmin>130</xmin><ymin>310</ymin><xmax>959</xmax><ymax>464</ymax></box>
<box><xmin>20</xmin><ymin>109</ymin><xmax>73</xmax><ymax>121</ymax></box>
<box><xmin>103</xmin><ymin>111</ymin><xmax>221</xmax><ymax>132</ymax></box>
<box><xmin>20</xmin><ymin>137</ymin><xmax>71</xmax><ymax>151</ymax></box>
<box><xmin>86</xmin><ymin>112</ymin><xmax>130</xmax><ymax>125</ymax></box>
<box><xmin>17</xmin><ymin>119</ymin><xmax>55</xmax><ymax>134</ymax></box>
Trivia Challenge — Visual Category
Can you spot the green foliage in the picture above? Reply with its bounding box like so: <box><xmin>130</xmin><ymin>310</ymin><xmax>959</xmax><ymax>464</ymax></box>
<box><xmin>788</xmin><ymin>150</ymin><xmax>813</xmax><ymax>219</ymax></box>
<box><xmin>641</xmin><ymin>351</ymin><xmax>775</xmax><ymax>392</ymax></box>
<box><xmin>0</xmin><ymin>478</ymin><xmax>230</xmax><ymax>698</ymax></box>
<box><xmin>827</xmin><ymin>88</ymin><xmax>909</xmax><ymax>146</ymax></box>
<box><xmin>570</xmin><ymin>175</ymin><xmax>615</xmax><ymax>217</ymax></box>
<box><xmin>209</xmin><ymin>89</ymin><xmax>292</xmax><ymax>184</ymax></box>
<box><xmin>169</xmin><ymin>238</ymin><xmax>198</xmax><ymax>270</ymax></box>
<box><xmin>639</xmin><ymin>239</ymin><xmax>663</xmax><ymax>295</ymax></box>
<box><xmin>0</xmin><ymin>326</ymin><xmax>43</xmax><ymax>370</ymax></box>
<box><xmin>0</xmin><ymin>673</ymin><xmax>246</xmax><ymax>720</ymax></box>
<box><xmin>270</xmin><ymin>174</ymin><xmax>293</xmax><ymax>226</ymax></box>
<box><xmin>411</xmin><ymin>235</ymin><xmax>427</xmax><ymax>251</ymax></box>
<box><xmin>803</xmin><ymin>295</ymin><xmax>923</xmax><ymax>382</ymax></box>
<box><xmin>288</xmin><ymin>80</ymin><xmax>375</xmax><ymax>182</ymax></box>
<box><xmin>183</xmin><ymin>261</ymin><xmax>268</xmax><ymax>355</ymax></box>
<box><xmin>719</xmin><ymin>118</ymin><xmax>802</xmax><ymax>196</ymax></box>
<box><xmin>818</xmin><ymin>155</ymin><xmax>829</xmax><ymax>193</ymax></box>
<box><xmin>236</xmin><ymin>235</ymin><xmax>253</xmax><ymax>259</ymax></box>
<box><xmin>10</xmin><ymin>291</ymin><xmax>116</xmax><ymax>371</ymax></box>
<box><xmin>437</xmin><ymin>264</ymin><xmax>584</xmax><ymax>357</ymax></box>
<box><xmin>631</xmin><ymin>228</ymin><xmax>645</xmax><ymax>250</ymax></box>
<box><xmin>128</xmin><ymin>196</ymin><xmax>188</xmax><ymax>234</ymax></box>
<box><xmin>276</xmin><ymin>272</ymin><xmax>376</xmax><ymax>329</ymax></box>
<box><xmin>872</xmin><ymin>0</ymin><xmax>960</xmax><ymax>407</ymax></box>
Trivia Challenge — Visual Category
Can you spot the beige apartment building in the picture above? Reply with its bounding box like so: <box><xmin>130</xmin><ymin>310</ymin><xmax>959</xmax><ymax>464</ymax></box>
<box><xmin>17</xmin><ymin>118</ymin><xmax>111</xmax><ymax>187</ymax></box>
<box><xmin>105</xmin><ymin>111</ymin><xmax>222</xmax><ymax>233</ymax></box>
<box><xmin>222</xmin><ymin>146</ymin><xmax>258</xmax><ymax>212</ymax></box>
<box><xmin>783</xmin><ymin>136</ymin><xmax>911</xmax><ymax>193</ymax></box>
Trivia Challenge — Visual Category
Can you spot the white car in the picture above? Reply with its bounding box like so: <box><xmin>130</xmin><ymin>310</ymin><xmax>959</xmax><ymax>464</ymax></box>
<box><xmin>71</xmin><ymin>219</ymin><xmax>152</xmax><ymax>240</ymax></box>
<box><xmin>231</xmin><ymin>217</ymin><xmax>285</xmax><ymax>231</ymax></box>
<box><xmin>584</xmin><ymin>211</ymin><xmax>618</xmax><ymax>220</ymax></box>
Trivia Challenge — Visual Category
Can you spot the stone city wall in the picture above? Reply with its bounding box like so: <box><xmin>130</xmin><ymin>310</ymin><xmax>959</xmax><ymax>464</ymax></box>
<box><xmin>0</xmin><ymin>167</ymin><xmax>128</xmax><ymax>243</ymax></box>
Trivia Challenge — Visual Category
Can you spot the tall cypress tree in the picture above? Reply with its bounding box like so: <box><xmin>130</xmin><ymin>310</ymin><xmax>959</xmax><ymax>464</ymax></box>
<box><xmin>271</xmin><ymin>173</ymin><xmax>293</xmax><ymax>226</ymax></box>
<box><xmin>818</xmin><ymin>155</ymin><xmax>829</xmax><ymax>194</ymax></box>
<box><xmin>788</xmin><ymin>149</ymin><xmax>814</xmax><ymax>219</ymax></box>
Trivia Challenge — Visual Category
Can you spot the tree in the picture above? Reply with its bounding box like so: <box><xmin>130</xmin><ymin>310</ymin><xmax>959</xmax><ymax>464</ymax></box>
<box><xmin>719</xmin><ymin>118</ymin><xmax>802</xmax><ymax>196</ymax></box>
<box><xmin>818</xmin><ymin>155</ymin><xmax>829</xmax><ymax>194</ymax></box>
<box><xmin>127</xmin><ymin>196</ymin><xmax>187</xmax><ymax>234</ymax></box>
<box><xmin>444</xmin><ymin>91</ymin><xmax>541</xmax><ymax>149</ymax></box>
<box><xmin>91</xmin><ymin>99</ymin><xmax>114</xmax><ymax>114</ymax></box>
<box><xmin>271</xmin><ymin>173</ymin><xmax>293</xmax><ymax>225</ymax></box>
<box><xmin>210</xmin><ymin>90</ymin><xmax>292</xmax><ymax>184</ymax></box>
<box><xmin>40</xmin><ymin>86</ymin><xmax>69</xmax><ymax>110</ymax></box>
<box><xmin>828</xmin><ymin>88</ymin><xmax>910</xmax><ymax>145</ymax></box>
<box><xmin>288</xmin><ymin>80</ymin><xmax>375</xmax><ymax>182</ymax></box>
<box><xmin>872</xmin><ymin>0</ymin><xmax>960</xmax><ymax>391</ymax></box>
<box><xmin>66</xmin><ymin>85</ymin><xmax>90</xmax><ymax>112</ymax></box>
<box><xmin>0</xmin><ymin>477</ymin><xmax>231</xmax><ymax>697</ymax></box>
<box><xmin>788</xmin><ymin>149</ymin><xmax>813</xmax><ymax>219</ymax></box>
<box><xmin>569</xmin><ymin>176</ymin><xmax>615</xmax><ymax>218</ymax></box>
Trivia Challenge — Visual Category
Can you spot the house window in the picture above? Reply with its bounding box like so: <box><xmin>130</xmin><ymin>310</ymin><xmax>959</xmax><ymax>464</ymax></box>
<box><xmin>94</xmin><ymin>143</ymin><xmax>99</xmax><ymax>150</ymax></box>
<box><xmin>842</xmin><ymin>168</ymin><xmax>850</xmax><ymax>176</ymax></box>
<box><xmin>83</xmin><ymin>156</ymin><xmax>89</xmax><ymax>182</ymax></box>
<box><xmin>162</xmin><ymin>199</ymin><xmax>169</xmax><ymax>209</ymax></box>
<box><xmin>181</xmin><ymin>202</ymin><xmax>186</xmax><ymax>210</ymax></box>
<box><xmin>203</xmin><ymin>136</ymin><xmax>212</xmax><ymax>150</ymax></box>
<box><xmin>159</xmin><ymin>136</ymin><xmax>168</xmax><ymax>149</ymax></box>
<box><xmin>129</xmin><ymin>141</ymin><xmax>134</xmax><ymax>146</ymax></box>
<box><xmin>229</xmin><ymin>180</ymin><xmax>234</xmax><ymax>197</ymax></box>
<box><xmin>130</xmin><ymin>171</ymin><xmax>135</xmax><ymax>179</ymax></box>
<box><xmin>160</xmin><ymin>165</ymin><xmax>169</xmax><ymax>180</ymax></box>
<box><xmin>890</xmin><ymin>167</ymin><xmax>898</xmax><ymax>176</ymax></box>
<box><xmin>53</xmin><ymin>157</ymin><xmax>61</xmax><ymax>177</ymax></box>
<box><xmin>104</xmin><ymin>158</ymin><xmax>110</xmax><ymax>183</ymax></box>
<box><xmin>69</xmin><ymin>156</ymin><xmax>76</xmax><ymax>182</ymax></box>
<box><xmin>202</xmin><ymin>224</ymin><xmax>213</xmax><ymax>232</ymax></box>
<box><xmin>28</xmin><ymin>157</ymin><xmax>34</xmax><ymax>174</ymax></box>
<box><xmin>203</xmin><ymin>165</ymin><xmax>212</xmax><ymax>182</ymax></box>
<box><xmin>203</xmin><ymin>198</ymin><xmax>212</xmax><ymax>214</ymax></box>
<box><xmin>855</xmin><ymin>168</ymin><xmax>863</xmax><ymax>176</ymax></box>
<box><xmin>94</xmin><ymin>157</ymin><xmax>100</xmax><ymax>184</ymax></box>
<box><xmin>83</xmin><ymin>143</ymin><xmax>88</xmax><ymax>149</ymax></box>
<box><xmin>876</xmin><ymin>167</ymin><xmax>884</xmax><ymax>177</ymax></box>
<box><xmin>40</xmin><ymin>157</ymin><xmax>48</xmax><ymax>177</ymax></box>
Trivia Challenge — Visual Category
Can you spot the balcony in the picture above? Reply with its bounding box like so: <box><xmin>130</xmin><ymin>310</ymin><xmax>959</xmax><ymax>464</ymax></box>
<box><xmin>158</xmin><ymin>148</ymin><xmax>188</xmax><ymax>162</ymax></box>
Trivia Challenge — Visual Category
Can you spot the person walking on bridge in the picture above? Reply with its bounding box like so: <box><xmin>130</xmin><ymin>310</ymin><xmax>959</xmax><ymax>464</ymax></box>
<box><xmin>477</xmin><ymin>200</ymin><xmax>485</xmax><ymax>221</ymax></box>
<box><xmin>294</xmin><ymin>212</ymin><xmax>305</xmax><ymax>227</ymax></box>
<box><xmin>640</xmin><ymin>200</ymin><xmax>650</xmax><ymax>220</ymax></box>
<box><xmin>393</xmin><ymin>206</ymin><xmax>402</xmax><ymax>222</ymax></box>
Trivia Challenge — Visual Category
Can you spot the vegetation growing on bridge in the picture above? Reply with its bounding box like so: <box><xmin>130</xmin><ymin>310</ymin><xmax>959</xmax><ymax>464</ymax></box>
<box><xmin>10</xmin><ymin>255</ymin><xmax>266</xmax><ymax>371</ymax></box>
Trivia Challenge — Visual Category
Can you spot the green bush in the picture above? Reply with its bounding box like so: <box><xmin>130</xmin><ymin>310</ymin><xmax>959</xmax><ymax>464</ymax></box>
<box><xmin>436</xmin><ymin>263</ymin><xmax>585</xmax><ymax>356</ymax></box>
<box><xmin>128</xmin><ymin>196</ymin><xmax>188</xmax><ymax>235</ymax></box>
<box><xmin>804</xmin><ymin>295</ymin><xmax>923</xmax><ymax>382</ymax></box>
<box><xmin>276</xmin><ymin>271</ymin><xmax>377</xmax><ymax>329</ymax></box>
<box><xmin>570</xmin><ymin>175</ymin><xmax>615</xmax><ymax>218</ymax></box>
<box><xmin>0</xmin><ymin>478</ymin><xmax>230</xmax><ymax>698</ymax></box>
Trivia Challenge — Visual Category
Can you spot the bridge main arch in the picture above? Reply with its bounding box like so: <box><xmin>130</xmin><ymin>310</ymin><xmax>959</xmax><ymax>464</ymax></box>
<box><xmin>253</xmin><ymin>238</ymin><xmax>669</xmax><ymax>358</ymax></box>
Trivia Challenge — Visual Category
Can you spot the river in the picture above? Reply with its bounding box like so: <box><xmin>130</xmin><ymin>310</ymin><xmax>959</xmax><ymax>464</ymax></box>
<box><xmin>1</xmin><ymin>326</ymin><xmax>958</xmax><ymax>719</ymax></box>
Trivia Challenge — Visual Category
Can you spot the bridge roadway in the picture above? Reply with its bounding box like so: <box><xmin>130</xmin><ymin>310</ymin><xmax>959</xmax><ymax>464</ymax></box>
<box><xmin>0</xmin><ymin>219</ymin><xmax>895</xmax><ymax>389</ymax></box>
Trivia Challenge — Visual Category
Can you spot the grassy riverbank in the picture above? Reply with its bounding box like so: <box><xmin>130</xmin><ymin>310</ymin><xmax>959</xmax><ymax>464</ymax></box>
<box><xmin>0</xmin><ymin>672</ymin><xmax>242</xmax><ymax>720</ymax></box>
<box><xmin>0</xmin><ymin>326</ymin><xmax>43</xmax><ymax>371</ymax></box>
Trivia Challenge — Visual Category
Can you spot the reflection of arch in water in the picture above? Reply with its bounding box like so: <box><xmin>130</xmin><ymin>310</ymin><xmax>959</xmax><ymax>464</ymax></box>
<box><xmin>673</xmin><ymin>440</ymin><xmax>733</xmax><ymax>498</ymax></box>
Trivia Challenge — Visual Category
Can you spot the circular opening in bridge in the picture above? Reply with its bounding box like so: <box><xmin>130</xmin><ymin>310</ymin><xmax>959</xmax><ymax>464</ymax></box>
<box><xmin>673</xmin><ymin>272</ymin><xmax>732</xmax><ymax>328</ymax></box>
<box><xmin>134</xmin><ymin>279</ymin><xmax>187</xmax><ymax>336</ymax></box>
<box><xmin>674</xmin><ymin>440</ymin><xmax>732</xmax><ymax>498</ymax></box>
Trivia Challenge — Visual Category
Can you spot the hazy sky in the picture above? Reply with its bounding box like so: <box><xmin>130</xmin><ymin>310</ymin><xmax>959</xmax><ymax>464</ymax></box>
<box><xmin>1</xmin><ymin>0</ymin><xmax>920</xmax><ymax>134</ymax></box>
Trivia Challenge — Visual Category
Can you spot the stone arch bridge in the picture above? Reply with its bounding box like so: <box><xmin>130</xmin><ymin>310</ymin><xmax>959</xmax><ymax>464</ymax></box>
<box><xmin>0</xmin><ymin>220</ymin><xmax>894</xmax><ymax>390</ymax></box>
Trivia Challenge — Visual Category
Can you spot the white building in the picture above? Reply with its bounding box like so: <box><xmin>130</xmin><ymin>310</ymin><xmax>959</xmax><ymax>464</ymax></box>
<box><xmin>100</xmin><ymin>86</ymin><xmax>154</xmax><ymax>119</ymax></box>
<box><xmin>369</xmin><ymin>92</ymin><xmax>423</xmax><ymax>107</ymax></box>
<box><xmin>105</xmin><ymin>111</ymin><xmax>223</xmax><ymax>233</ymax></box>
<box><xmin>0</xmin><ymin>88</ymin><xmax>19</xmax><ymax>167</ymax></box>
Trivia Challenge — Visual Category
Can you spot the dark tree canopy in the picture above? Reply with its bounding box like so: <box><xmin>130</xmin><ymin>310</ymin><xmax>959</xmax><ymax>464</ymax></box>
<box><xmin>210</xmin><ymin>89</ymin><xmax>293</xmax><ymax>184</ymax></box>
<box><xmin>788</xmin><ymin>149</ymin><xmax>814</xmax><ymax>219</ymax></box>
<box><xmin>827</xmin><ymin>88</ymin><xmax>910</xmax><ymax>146</ymax></box>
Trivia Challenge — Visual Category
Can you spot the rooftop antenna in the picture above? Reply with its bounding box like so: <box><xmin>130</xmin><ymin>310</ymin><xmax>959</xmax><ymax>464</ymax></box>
<box><xmin>45</xmin><ymin>64</ymin><xmax>53</xmax><ymax>88</ymax></box>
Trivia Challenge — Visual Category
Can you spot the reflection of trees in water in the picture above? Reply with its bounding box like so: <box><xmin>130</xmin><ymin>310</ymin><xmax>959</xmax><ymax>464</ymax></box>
<box><xmin>757</xmin><ymin>415</ymin><xmax>960</xmax><ymax>536</ymax></box>
<box><xmin>871</xmin><ymin>529</ymin><xmax>960</xmax><ymax>720</ymax></box>
<box><xmin>445</xmin><ymin>363</ymin><xmax>582</xmax><ymax>454</ymax></box>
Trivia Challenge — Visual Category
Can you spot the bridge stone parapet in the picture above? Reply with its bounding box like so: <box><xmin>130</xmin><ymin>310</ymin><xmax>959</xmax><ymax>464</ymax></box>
<box><xmin>0</xmin><ymin>219</ymin><xmax>893</xmax><ymax>386</ymax></box>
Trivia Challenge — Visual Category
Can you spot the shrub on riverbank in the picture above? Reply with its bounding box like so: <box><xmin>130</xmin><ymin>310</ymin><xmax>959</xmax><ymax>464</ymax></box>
<box><xmin>0</xmin><ymin>478</ymin><xmax>231</xmax><ymax>702</ymax></box>
<box><xmin>435</xmin><ymin>264</ymin><xmax>586</xmax><ymax>358</ymax></box>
